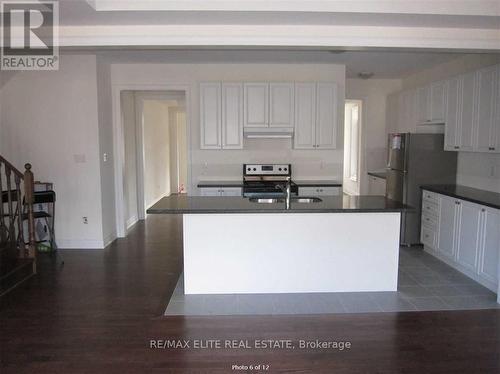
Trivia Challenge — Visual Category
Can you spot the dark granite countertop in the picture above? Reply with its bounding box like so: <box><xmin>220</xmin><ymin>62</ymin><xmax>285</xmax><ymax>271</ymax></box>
<box><xmin>147</xmin><ymin>195</ymin><xmax>411</xmax><ymax>214</ymax></box>
<box><xmin>293</xmin><ymin>180</ymin><xmax>343</xmax><ymax>187</ymax></box>
<box><xmin>421</xmin><ymin>184</ymin><xmax>500</xmax><ymax>210</ymax></box>
<box><xmin>367</xmin><ymin>171</ymin><xmax>387</xmax><ymax>180</ymax></box>
<box><xmin>197</xmin><ymin>181</ymin><xmax>244</xmax><ymax>188</ymax></box>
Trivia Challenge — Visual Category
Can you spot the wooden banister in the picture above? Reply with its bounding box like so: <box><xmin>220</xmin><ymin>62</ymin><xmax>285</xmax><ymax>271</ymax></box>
<box><xmin>0</xmin><ymin>156</ymin><xmax>36</xmax><ymax>273</ymax></box>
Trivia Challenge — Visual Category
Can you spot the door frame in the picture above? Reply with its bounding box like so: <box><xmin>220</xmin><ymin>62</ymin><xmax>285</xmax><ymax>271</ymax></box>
<box><xmin>112</xmin><ymin>84</ymin><xmax>192</xmax><ymax>238</ymax></box>
<box><xmin>343</xmin><ymin>99</ymin><xmax>364</xmax><ymax>195</ymax></box>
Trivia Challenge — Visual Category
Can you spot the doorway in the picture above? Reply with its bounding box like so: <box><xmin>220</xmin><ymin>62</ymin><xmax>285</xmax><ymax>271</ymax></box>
<box><xmin>343</xmin><ymin>100</ymin><xmax>363</xmax><ymax>195</ymax></box>
<box><xmin>120</xmin><ymin>90</ymin><xmax>188</xmax><ymax>230</ymax></box>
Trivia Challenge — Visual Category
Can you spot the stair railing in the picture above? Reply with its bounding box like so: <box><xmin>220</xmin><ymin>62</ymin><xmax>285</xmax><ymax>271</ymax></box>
<box><xmin>0</xmin><ymin>156</ymin><xmax>36</xmax><ymax>271</ymax></box>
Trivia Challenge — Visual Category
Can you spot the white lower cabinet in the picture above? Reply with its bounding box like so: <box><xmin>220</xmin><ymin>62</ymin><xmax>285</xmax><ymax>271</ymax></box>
<box><xmin>298</xmin><ymin>186</ymin><xmax>341</xmax><ymax>196</ymax></box>
<box><xmin>478</xmin><ymin>207</ymin><xmax>500</xmax><ymax>285</ymax></box>
<box><xmin>422</xmin><ymin>189</ymin><xmax>500</xmax><ymax>294</ymax></box>
<box><xmin>455</xmin><ymin>200</ymin><xmax>482</xmax><ymax>273</ymax></box>
<box><xmin>200</xmin><ymin>187</ymin><xmax>242</xmax><ymax>196</ymax></box>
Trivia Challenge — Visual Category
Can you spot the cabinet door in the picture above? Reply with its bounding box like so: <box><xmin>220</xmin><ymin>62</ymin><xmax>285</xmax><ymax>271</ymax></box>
<box><xmin>317</xmin><ymin>187</ymin><xmax>341</xmax><ymax>196</ymax></box>
<box><xmin>200</xmin><ymin>83</ymin><xmax>222</xmax><ymax>149</ymax></box>
<box><xmin>298</xmin><ymin>187</ymin><xmax>319</xmax><ymax>196</ymax></box>
<box><xmin>437</xmin><ymin>195</ymin><xmax>457</xmax><ymax>260</ymax></box>
<box><xmin>219</xmin><ymin>187</ymin><xmax>242</xmax><ymax>196</ymax></box>
<box><xmin>417</xmin><ymin>86</ymin><xmax>430</xmax><ymax>124</ymax></box>
<box><xmin>269</xmin><ymin>83</ymin><xmax>294</xmax><ymax>128</ymax></box>
<box><xmin>430</xmin><ymin>81</ymin><xmax>446</xmax><ymax>123</ymax></box>
<box><xmin>244</xmin><ymin>83</ymin><xmax>268</xmax><ymax>127</ymax></box>
<box><xmin>444</xmin><ymin>77</ymin><xmax>460</xmax><ymax>151</ymax></box>
<box><xmin>316</xmin><ymin>83</ymin><xmax>338</xmax><ymax>149</ymax></box>
<box><xmin>475</xmin><ymin>66</ymin><xmax>498</xmax><ymax>152</ymax></box>
<box><xmin>478</xmin><ymin>207</ymin><xmax>500</xmax><ymax>285</ymax></box>
<box><xmin>200</xmin><ymin>188</ymin><xmax>221</xmax><ymax>196</ymax></box>
<box><xmin>293</xmin><ymin>83</ymin><xmax>316</xmax><ymax>149</ymax></box>
<box><xmin>455</xmin><ymin>201</ymin><xmax>481</xmax><ymax>273</ymax></box>
<box><xmin>221</xmin><ymin>83</ymin><xmax>243</xmax><ymax>149</ymax></box>
<box><xmin>458</xmin><ymin>72</ymin><xmax>476</xmax><ymax>151</ymax></box>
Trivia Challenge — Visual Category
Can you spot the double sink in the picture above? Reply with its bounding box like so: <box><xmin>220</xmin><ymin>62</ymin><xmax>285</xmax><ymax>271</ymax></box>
<box><xmin>249</xmin><ymin>197</ymin><xmax>322</xmax><ymax>204</ymax></box>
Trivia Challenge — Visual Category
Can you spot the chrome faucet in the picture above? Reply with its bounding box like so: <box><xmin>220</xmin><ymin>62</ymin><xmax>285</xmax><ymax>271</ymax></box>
<box><xmin>276</xmin><ymin>176</ymin><xmax>292</xmax><ymax>209</ymax></box>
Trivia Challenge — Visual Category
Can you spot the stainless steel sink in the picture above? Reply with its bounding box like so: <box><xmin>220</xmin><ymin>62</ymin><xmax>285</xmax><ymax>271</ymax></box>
<box><xmin>249</xmin><ymin>197</ymin><xmax>322</xmax><ymax>204</ymax></box>
<box><xmin>291</xmin><ymin>197</ymin><xmax>322</xmax><ymax>203</ymax></box>
<box><xmin>249</xmin><ymin>198</ymin><xmax>285</xmax><ymax>204</ymax></box>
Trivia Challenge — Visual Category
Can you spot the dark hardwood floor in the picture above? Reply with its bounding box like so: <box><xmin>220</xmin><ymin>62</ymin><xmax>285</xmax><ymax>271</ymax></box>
<box><xmin>1</xmin><ymin>215</ymin><xmax>499</xmax><ymax>373</ymax></box>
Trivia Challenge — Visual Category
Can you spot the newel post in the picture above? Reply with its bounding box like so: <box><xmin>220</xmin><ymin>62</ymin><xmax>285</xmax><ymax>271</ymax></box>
<box><xmin>23</xmin><ymin>163</ymin><xmax>36</xmax><ymax>266</ymax></box>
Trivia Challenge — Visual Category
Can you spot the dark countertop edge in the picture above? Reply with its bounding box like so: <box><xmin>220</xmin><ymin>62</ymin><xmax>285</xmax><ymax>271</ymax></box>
<box><xmin>147</xmin><ymin>209</ymin><xmax>408</xmax><ymax>214</ymax></box>
<box><xmin>293</xmin><ymin>181</ymin><xmax>343</xmax><ymax>187</ymax></box>
<box><xmin>197</xmin><ymin>182</ymin><xmax>243</xmax><ymax>187</ymax></box>
<box><xmin>367</xmin><ymin>171</ymin><xmax>387</xmax><ymax>180</ymax></box>
<box><xmin>420</xmin><ymin>185</ymin><xmax>500</xmax><ymax>210</ymax></box>
<box><xmin>197</xmin><ymin>180</ymin><xmax>343</xmax><ymax>188</ymax></box>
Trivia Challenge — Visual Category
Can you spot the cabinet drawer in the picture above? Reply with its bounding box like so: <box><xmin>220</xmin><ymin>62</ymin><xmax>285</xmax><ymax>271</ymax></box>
<box><xmin>422</xmin><ymin>200</ymin><xmax>439</xmax><ymax>217</ymax></box>
<box><xmin>421</xmin><ymin>225</ymin><xmax>437</xmax><ymax>248</ymax></box>
<box><xmin>421</xmin><ymin>212</ymin><xmax>438</xmax><ymax>228</ymax></box>
<box><xmin>422</xmin><ymin>190</ymin><xmax>439</xmax><ymax>204</ymax></box>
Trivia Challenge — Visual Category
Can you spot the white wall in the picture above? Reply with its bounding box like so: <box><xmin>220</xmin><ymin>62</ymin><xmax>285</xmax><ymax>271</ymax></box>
<box><xmin>143</xmin><ymin>100</ymin><xmax>171</xmax><ymax>208</ymax></box>
<box><xmin>111</xmin><ymin>63</ymin><xmax>346</xmax><ymax>193</ymax></box>
<box><xmin>401</xmin><ymin>54</ymin><xmax>500</xmax><ymax>193</ymax></box>
<box><xmin>346</xmin><ymin>78</ymin><xmax>402</xmax><ymax>194</ymax></box>
<box><xmin>96</xmin><ymin>56</ymin><xmax>116</xmax><ymax>246</ymax></box>
<box><xmin>121</xmin><ymin>91</ymin><xmax>139</xmax><ymax>229</ymax></box>
<box><xmin>0</xmin><ymin>54</ymin><xmax>105</xmax><ymax>248</ymax></box>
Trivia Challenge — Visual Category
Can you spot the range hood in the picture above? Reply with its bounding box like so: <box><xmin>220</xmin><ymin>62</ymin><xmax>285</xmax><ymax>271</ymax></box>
<box><xmin>244</xmin><ymin>127</ymin><xmax>294</xmax><ymax>139</ymax></box>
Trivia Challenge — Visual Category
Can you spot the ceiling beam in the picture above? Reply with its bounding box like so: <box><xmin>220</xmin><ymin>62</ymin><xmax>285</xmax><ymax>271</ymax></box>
<box><xmin>55</xmin><ymin>24</ymin><xmax>500</xmax><ymax>51</ymax></box>
<box><xmin>86</xmin><ymin>0</ymin><xmax>500</xmax><ymax>17</ymax></box>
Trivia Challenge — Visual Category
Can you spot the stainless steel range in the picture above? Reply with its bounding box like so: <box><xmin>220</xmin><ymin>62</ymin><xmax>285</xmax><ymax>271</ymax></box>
<box><xmin>243</xmin><ymin>164</ymin><xmax>298</xmax><ymax>197</ymax></box>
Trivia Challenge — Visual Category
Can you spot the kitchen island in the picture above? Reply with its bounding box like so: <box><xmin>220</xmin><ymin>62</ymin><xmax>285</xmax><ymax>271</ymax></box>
<box><xmin>148</xmin><ymin>195</ymin><xmax>410</xmax><ymax>294</ymax></box>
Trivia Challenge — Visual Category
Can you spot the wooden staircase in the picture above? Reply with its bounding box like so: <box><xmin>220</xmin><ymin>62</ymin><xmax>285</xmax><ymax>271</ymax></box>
<box><xmin>0</xmin><ymin>155</ymin><xmax>36</xmax><ymax>296</ymax></box>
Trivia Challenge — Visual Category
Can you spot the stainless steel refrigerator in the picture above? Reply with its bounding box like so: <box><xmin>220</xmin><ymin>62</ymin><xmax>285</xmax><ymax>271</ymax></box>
<box><xmin>386</xmin><ymin>133</ymin><xmax>457</xmax><ymax>245</ymax></box>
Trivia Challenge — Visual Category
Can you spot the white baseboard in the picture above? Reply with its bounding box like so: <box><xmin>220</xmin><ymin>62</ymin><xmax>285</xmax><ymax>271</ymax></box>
<box><xmin>103</xmin><ymin>231</ymin><xmax>117</xmax><ymax>248</ymax></box>
<box><xmin>126</xmin><ymin>215</ymin><xmax>138</xmax><ymax>231</ymax></box>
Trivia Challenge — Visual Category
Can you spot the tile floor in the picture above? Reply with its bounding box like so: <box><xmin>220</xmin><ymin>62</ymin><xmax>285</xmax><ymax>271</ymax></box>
<box><xmin>164</xmin><ymin>247</ymin><xmax>499</xmax><ymax>316</ymax></box>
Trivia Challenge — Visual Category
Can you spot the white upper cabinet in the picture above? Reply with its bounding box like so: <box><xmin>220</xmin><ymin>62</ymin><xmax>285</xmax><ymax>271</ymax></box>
<box><xmin>244</xmin><ymin>83</ymin><xmax>268</xmax><ymax>128</ymax></box>
<box><xmin>294</xmin><ymin>82</ymin><xmax>338</xmax><ymax>149</ymax></box>
<box><xmin>222</xmin><ymin>83</ymin><xmax>244</xmax><ymax>149</ymax></box>
<box><xmin>416</xmin><ymin>86</ymin><xmax>430</xmax><ymax>124</ymax></box>
<box><xmin>269</xmin><ymin>83</ymin><xmax>294</xmax><ymax>128</ymax></box>
<box><xmin>444</xmin><ymin>77</ymin><xmax>461</xmax><ymax>151</ymax></box>
<box><xmin>244</xmin><ymin>82</ymin><xmax>294</xmax><ymax>128</ymax></box>
<box><xmin>416</xmin><ymin>81</ymin><xmax>446</xmax><ymax>124</ymax></box>
<box><xmin>200</xmin><ymin>82</ymin><xmax>222</xmax><ymax>149</ymax></box>
<box><xmin>475</xmin><ymin>65</ymin><xmax>499</xmax><ymax>153</ymax></box>
<box><xmin>459</xmin><ymin>71</ymin><xmax>476</xmax><ymax>152</ymax></box>
<box><xmin>430</xmin><ymin>81</ymin><xmax>447</xmax><ymax>123</ymax></box>
<box><xmin>200</xmin><ymin>82</ymin><xmax>243</xmax><ymax>150</ymax></box>
<box><xmin>316</xmin><ymin>83</ymin><xmax>338</xmax><ymax>149</ymax></box>
<box><xmin>294</xmin><ymin>83</ymin><xmax>316</xmax><ymax>149</ymax></box>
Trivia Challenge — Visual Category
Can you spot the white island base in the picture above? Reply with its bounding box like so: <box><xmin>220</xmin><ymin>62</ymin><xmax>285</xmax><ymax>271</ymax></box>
<box><xmin>183</xmin><ymin>213</ymin><xmax>401</xmax><ymax>294</ymax></box>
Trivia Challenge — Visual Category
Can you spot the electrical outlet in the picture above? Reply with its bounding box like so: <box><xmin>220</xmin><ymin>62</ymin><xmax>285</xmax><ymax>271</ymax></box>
<box><xmin>83</xmin><ymin>216</ymin><xmax>88</xmax><ymax>224</ymax></box>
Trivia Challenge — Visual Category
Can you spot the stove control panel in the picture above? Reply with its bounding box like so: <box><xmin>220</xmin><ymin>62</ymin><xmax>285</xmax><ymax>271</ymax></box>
<box><xmin>243</xmin><ymin>164</ymin><xmax>291</xmax><ymax>176</ymax></box>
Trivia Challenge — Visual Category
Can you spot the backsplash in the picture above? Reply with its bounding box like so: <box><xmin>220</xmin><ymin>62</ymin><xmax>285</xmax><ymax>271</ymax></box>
<box><xmin>457</xmin><ymin>152</ymin><xmax>500</xmax><ymax>193</ymax></box>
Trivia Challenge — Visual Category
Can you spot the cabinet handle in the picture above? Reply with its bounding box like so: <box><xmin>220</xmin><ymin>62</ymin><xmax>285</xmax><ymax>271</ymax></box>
<box><xmin>454</xmin><ymin>146</ymin><xmax>459</xmax><ymax>149</ymax></box>
<box><xmin>481</xmin><ymin>208</ymin><xmax>485</xmax><ymax>212</ymax></box>
<box><xmin>489</xmin><ymin>147</ymin><xmax>495</xmax><ymax>151</ymax></box>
